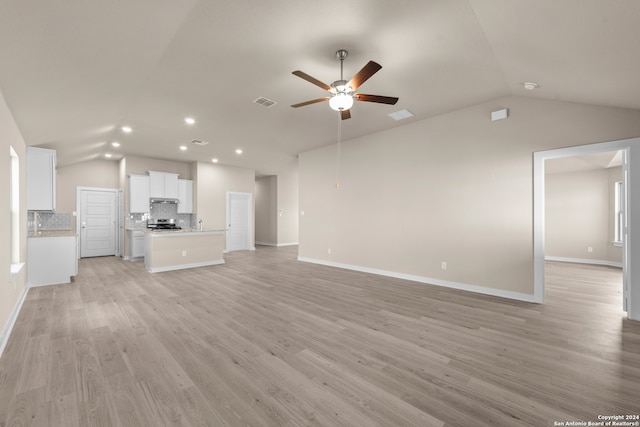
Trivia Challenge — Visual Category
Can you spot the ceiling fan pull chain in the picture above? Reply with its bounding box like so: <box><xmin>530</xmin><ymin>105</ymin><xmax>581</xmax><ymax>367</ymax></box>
<box><xmin>336</xmin><ymin>112</ymin><xmax>341</xmax><ymax>189</ymax></box>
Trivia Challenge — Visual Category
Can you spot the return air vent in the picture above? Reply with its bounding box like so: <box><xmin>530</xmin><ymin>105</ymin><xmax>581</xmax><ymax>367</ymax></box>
<box><xmin>190</xmin><ymin>139</ymin><xmax>209</xmax><ymax>146</ymax></box>
<box><xmin>253</xmin><ymin>96</ymin><xmax>277</xmax><ymax>108</ymax></box>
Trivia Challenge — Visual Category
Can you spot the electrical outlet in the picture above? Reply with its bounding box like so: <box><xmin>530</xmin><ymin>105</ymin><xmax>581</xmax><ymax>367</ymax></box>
<box><xmin>587</xmin><ymin>247</ymin><xmax>593</xmax><ymax>253</ymax></box>
<box><xmin>182</xmin><ymin>250</ymin><xmax>187</xmax><ymax>257</ymax></box>
<box><xmin>328</xmin><ymin>248</ymin><xmax>332</xmax><ymax>254</ymax></box>
<box><xmin>441</xmin><ymin>261</ymin><xmax>447</xmax><ymax>270</ymax></box>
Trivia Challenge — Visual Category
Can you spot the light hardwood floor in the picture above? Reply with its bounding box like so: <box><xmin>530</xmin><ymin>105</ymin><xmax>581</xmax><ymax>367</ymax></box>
<box><xmin>1</xmin><ymin>247</ymin><xmax>639</xmax><ymax>426</ymax></box>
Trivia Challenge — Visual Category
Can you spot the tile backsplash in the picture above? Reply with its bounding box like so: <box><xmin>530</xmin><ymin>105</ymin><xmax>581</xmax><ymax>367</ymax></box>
<box><xmin>150</xmin><ymin>202</ymin><xmax>178</xmax><ymax>219</ymax></box>
<box><xmin>126</xmin><ymin>211</ymin><xmax>196</xmax><ymax>229</ymax></box>
<box><xmin>28</xmin><ymin>211</ymin><xmax>74</xmax><ymax>233</ymax></box>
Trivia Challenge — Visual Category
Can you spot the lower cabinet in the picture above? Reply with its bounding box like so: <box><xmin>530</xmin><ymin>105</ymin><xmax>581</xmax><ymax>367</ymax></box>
<box><xmin>27</xmin><ymin>236</ymin><xmax>78</xmax><ymax>287</ymax></box>
<box><xmin>129</xmin><ymin>230</ymin><xmax>145</xmax><ymax>260</ymax></box>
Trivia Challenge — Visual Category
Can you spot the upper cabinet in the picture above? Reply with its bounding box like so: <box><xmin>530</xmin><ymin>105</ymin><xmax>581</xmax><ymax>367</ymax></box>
<box><xmin>27</xmin><ymin>147</ymin><xmax>56</xmax><ymax>211</ymax></box>
<box><xmin>149</xmin><ymin>171</ymin><xmax>179</xmax><ymax>199</ymax></box>
<box><xmin>178</xmin><ymin>179</ymin><xmax>193</xmax><ymax>214</ymax></box>
<box><xmin>129</xmin><ymin>174</ymin><xmax>150</xmax><ymax>213</ymax></box>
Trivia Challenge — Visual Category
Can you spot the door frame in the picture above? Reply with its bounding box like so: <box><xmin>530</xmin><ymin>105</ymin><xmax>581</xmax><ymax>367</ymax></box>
<box><xmin>225</xmin><ymin>191</ymin><xmax>254</xmax><ymax>252</ymax></box>
<box><xmin>533</xmin><ymin>137</ymin><xmax>638</xmax><ymax>320</ymax></box>
<box><xmin>76</xmin><ymin>186</ymin><xmax>121</xmax><ymax>259</ymax></box>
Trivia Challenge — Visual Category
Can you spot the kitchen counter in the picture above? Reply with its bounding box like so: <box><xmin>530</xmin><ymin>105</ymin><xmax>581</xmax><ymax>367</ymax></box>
<box><xmin>144</xmin><ymin>229</ymin><xmax>225</xmax><ymax>273</ymax></box>
<box><xmin>147</xmin><ymin>229</ymin><xmax>226</xmax><ymax>235</ymax></box>
<box><xmin>27</xmin><ymin>233</ymin><xmax>78</xmax><ymax>286</ymax></box>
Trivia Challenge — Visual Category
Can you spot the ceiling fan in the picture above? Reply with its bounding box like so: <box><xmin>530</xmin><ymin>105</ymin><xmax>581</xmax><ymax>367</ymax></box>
<box><xmin>291</xmin><ymin>49</ymin><xmax>399</xmax><ymax>120</ymax></box>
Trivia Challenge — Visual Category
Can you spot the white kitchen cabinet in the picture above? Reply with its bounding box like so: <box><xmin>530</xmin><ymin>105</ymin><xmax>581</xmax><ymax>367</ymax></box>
<box><xmin>178</xmin><ymin>179</ymin><xmax>193</xmax><ymax>213</ymax></box>
<box><xmin>27</xmin><ymin>235</ymin><xmax>78</xmax><ymax>286</ymax></box>
<box><xmin>129</xmin><ymin>230</ymin><xmax>145</xmax><ymax>259</ymax></box>
<box><xmin>129</xmin><ymin>174</ymin><xmax>150</xmax><ymax>213</ymax></box>
<box><xmin>27</xmin><ymin>147</ymin><xmax>56</xmax><ymax>211</ymax></box>
<box><xmin>149</xmin><ymin>171</ymin><xmax>179</xmax><ymax>199</ymax></box>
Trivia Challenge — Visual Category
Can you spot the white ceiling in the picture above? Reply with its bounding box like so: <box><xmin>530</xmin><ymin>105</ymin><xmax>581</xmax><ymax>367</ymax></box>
<box><xmin>1</xmin><ymin>1</ymin><xmax>639</xmax><ymax>175</ymax></box>
<box><xmin>545</xmin><ymin>150</ymin><xmax>623</xmax><ymax>175</ymax></box>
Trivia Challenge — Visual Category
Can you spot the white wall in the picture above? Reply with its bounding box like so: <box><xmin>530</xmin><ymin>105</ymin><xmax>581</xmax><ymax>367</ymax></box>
<box><xmin>57</xmin><ymin>159</ymin><xmax>120</xmax><ymax>212</ymax></box>
<box><xmin>0</xmin><ymin>88</ymin><xmax>28</xmax><ymax>355</ymax></box>
<box><xmin>298</xmin><ymin>95</ymin><xmax>640</xmax><ymax>298</ymax></box>
<box><xmin>194</xmin><ymin>162</ymin><xmax>255</xmax><ymax>246</ymax></box>
<box><xmin>545</xmin><ymin>167</ymin><xmax>621</xmax><ymax>264</ymax></box>
<box><xmin>255</xmin><ymin>176</ymin><xmax>277</xmax><ymax>245</ymax></box>
<box><xmin>277</xmin><ymin>161</ymin><xmax>299</xmax><ymax>246</ymax></box>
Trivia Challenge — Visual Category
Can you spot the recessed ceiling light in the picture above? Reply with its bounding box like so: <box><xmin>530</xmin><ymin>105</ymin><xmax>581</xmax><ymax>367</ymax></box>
<box><xmin>104</xmin><ymin>153</ymin><xmax>112</xmax><ymax>158</ymax></box>
<box><xmin>121</xmin><ymin>126</ymin><xmax>132</xmax><ymax>133</ymax></box>
<box><xmin>212</xmin><ymin>158</ymin><xmax>219</xmax><ymax>163</ymax></box>
<box><xmin>179</xmin><ymin>145</ymin><xmax>187</xmax><ymax>151</ymax></box>
<box><xmin>111</xmin><ymin>142</ymin><xmax>120</xmax><ymax>147</ymax></box>
<box><xmin>184</xmin><ymin>117</ymin><xmax>196</xmax><ymax>125</ymax></box>
<box><xmin>388</xmin><ymin>109</ymin><xmax>415</xmax><ymax>121</ymax></box>
<box><xmin>235</xmin><ymin>149</ymin><xmax>243</xmax><ymax>155</ymax></box>
<box><xmin>523</xmin><ymin>81</ymin><xmax>539</xmax><ymax>90</ymax></box>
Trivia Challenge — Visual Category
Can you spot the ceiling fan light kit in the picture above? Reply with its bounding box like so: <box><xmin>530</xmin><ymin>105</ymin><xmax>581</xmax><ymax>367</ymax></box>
<box><xmin>329</xmin><ymin>93</ymin><xmax>354</xmax><ymax>111</ymax></box>
<box><xmin>291</xmin><ymin>49</ymin><xmax>399</xmax><ymax>119</ymax></box>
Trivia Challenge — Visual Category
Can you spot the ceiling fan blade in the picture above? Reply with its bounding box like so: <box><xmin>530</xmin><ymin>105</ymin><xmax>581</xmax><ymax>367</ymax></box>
<box><xmin>354</xmin><ymin>93</ymin><xmax>399</xmax><ymax>105</ymax></box>
<box><xmin>291</xmin><ymin>97</ymin><xmax>330</xmax><ymax>108</ymax></box>
<box><xmin>292</xmin><ymin>70</ymin><xmax>332</xmax><ymax>91</ymax></box>
<box><xmin>340</xmin><ymin>109</ymin><xmax>351</xmax><ymax>120</ymax></box>
<box><xmin>347</xmin><ymin>61</ymin><xmax>382</xmax><ymax>90</ymax></box>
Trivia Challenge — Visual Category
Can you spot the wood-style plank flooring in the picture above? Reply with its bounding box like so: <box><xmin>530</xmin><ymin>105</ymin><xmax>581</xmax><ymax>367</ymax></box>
<box><xmin>1</xmin><ymin>246</ymin><xmax>639</xmax><ymax>426</ymax></box>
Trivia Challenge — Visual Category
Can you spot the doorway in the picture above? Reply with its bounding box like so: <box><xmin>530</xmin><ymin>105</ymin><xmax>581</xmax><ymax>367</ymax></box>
<box><xmin>226</xmin><ymin>191</ymin><xmax>253</xmax><ymax>252</ymax></box>
<box><xmin>77</xmin><ymin>187</ymin><xmax>118</xmax><ymax>258</ymax></box>
<box><xmin>533</xmin><ymin>138</ymin><xmax>637</xmax><ymax>320</ymax></box>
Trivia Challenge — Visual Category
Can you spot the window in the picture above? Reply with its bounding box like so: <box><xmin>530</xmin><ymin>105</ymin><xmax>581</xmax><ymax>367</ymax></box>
<box><xmin>10</xmin><ymin>146</ymin><xmax>23</xmax><ymax>280</ymax></box>
<box><xmin>614</xmin><ymin>180</ymin><xmax>624</xmax><ymax>245</ymax></box>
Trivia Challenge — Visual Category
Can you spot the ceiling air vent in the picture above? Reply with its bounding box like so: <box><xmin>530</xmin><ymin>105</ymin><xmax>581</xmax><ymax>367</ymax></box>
<box><xmin>253</xmin><ymin>96</ymin><xmax>277</xmax><ymax>108</ymax></box>
<box><xmin>190</xmin><ymin>139</ymin><xmax>209</xmax><ymax>146</ymax></box>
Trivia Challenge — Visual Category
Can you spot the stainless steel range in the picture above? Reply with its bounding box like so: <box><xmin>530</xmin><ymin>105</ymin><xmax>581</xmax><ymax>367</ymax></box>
<box><xmin>147</xmin><ymin>218</ymin><xmax>181</xmax><ymax>231</ymax></box>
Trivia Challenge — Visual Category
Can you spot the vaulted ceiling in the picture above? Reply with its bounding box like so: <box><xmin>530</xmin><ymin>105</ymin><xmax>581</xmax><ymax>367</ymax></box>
<box><xmin>1</xmin><ymin>1</ymin><xmax>639</xmax><ymax>175</ymax></box>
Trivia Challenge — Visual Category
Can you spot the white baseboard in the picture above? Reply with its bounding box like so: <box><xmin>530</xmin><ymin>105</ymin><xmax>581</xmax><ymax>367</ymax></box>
<box><xmin>0</xmin><ymin>285</ymin><xmax>29</xmax><ymax>359</ymax></box>
<box><xmin>545</xmin><ymin>256</ymin><xmax>623</xmax><ymax>268</ymax></box>
<box><xmin>255</xmin><ymin>242</ymin><xmax>299</xmax><ymax>247</ymax></box>
<box><xmin>297</xmin><ymin>257</ymin><xmax>536</xmax><ymax>303</ymax></box>
<box><xmin>147</xmin><ymin>259</ymin><xmax>225</xmax><ymax>273</ymax></box>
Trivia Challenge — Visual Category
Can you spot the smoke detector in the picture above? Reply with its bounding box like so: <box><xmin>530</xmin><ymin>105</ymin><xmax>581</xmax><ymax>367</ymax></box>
<box><xmin>190</xmin><ymin>139</ymin><xmax>208</xmax><ymax>146</ymax></box>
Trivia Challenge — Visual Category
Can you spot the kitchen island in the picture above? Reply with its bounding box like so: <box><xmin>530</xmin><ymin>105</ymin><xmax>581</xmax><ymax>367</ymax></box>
<box><xmin>144</xmin><ymin>229</ymin><xmax>225</xmax><ymax>273</ymax></box>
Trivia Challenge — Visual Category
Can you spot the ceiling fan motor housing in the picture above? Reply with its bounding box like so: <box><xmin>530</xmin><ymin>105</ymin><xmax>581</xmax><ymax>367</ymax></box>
<box><xmin>330</xmin><ymin>80</ymin><xmax>352</xmax><ymax>94</ymax></box>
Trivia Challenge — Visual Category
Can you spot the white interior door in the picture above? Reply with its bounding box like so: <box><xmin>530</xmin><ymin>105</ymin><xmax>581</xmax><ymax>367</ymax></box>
<box><xmin>226</xmin><ymin>192</ymin><xmax>252</xmax><ymax>251</ymax></box>
<box><xmin>80</xmin><ymin>189</ymin><xmax>117</xmax><ymax>257</ymax></box>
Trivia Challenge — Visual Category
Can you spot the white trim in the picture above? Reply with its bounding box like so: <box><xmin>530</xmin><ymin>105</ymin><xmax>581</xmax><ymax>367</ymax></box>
<box><xmin>225</xmin><ymin>191</ymin><xmax>253</xmax><ymax>252</ymax></box>
<box><xmin>534</xmin><ymin>137</ymin><xmax>638</xmax><ymax>320</ymax></box>
<box><xmin>255</xmin><ymin>242</ymin><xmax>298</xmax><ymax>247</ymax></box>
<box><xmin>0</xmin><ymin>285</ymin><xmax>29</xmax><ymax>359</ymax></box>
<box><xmin>146</xmin><ymin>259</ymin><xmax>225</xmax><ymax>273</ymax></box>
<box><xmin>298</xmin><ymin>257</ymin><xmax>535</xmax><ymax>303</ymax></box>
<box><xmin>545</xmin><ymin>256</ymin><xmax>623</xmax><ymax>269</ymax></box>
<box><xmin>10</xmin><ymin>262</ymin><xmax>25</xmax><ymax>282</ymax></box>
<box><xmin>76</xmin><ymin>186</ymin><xmax>120</xmax><ymax>259</ymax></box>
